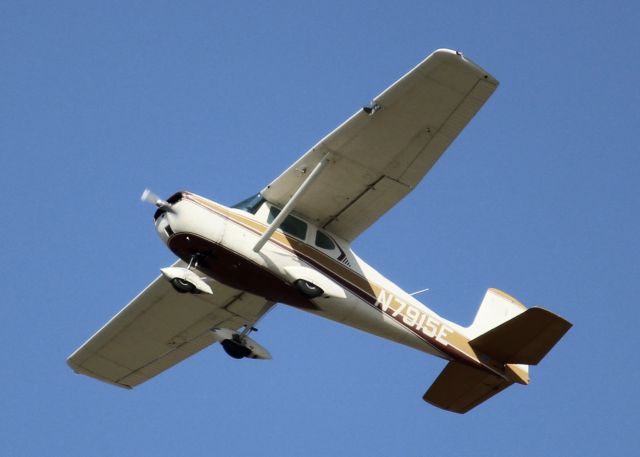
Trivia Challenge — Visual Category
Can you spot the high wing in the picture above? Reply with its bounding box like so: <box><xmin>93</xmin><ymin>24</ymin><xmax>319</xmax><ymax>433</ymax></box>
<box><xmin>262</xmin><ymin>49</ymin><xmax>498</xmax><ymax>241</ymax></box>
<box><xmin>67</xmin><ymin>261</ymin><xmax>273</xmax><ymax>388</ymax></box>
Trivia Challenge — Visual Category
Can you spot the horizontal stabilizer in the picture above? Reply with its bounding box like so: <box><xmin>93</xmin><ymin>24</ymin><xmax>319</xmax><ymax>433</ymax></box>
<box><xmin>423</xmin><ymin>362</ymin><xmax>512</xmax><ymax>414</ymax></box>
<box><xmin>469</xmin><ymin>307</ymin><xmax>572</xmax><ymax>365</ymax></box>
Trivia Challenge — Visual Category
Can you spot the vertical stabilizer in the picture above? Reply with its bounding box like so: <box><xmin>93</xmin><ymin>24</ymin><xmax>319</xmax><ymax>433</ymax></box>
<box><xmin>466</xmin><ymin>288</ymin><xmax>527</xmax><ymax>339</ymax></box>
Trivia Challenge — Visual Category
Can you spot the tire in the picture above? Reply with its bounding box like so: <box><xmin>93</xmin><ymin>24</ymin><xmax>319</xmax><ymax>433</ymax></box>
<box><xmin>294</xmin><ymin>279</ymin><xmax>324</xmax><ymax>299</ymax></box>
<box><xmin>221</xmin><ymin>339</ymin><xmax>252</xmax><ymax>359</ymax></box>
<box><xmin>171</xmin><ymin>277</ymin><xmax>196</xmax><ymax>294</ymax></box>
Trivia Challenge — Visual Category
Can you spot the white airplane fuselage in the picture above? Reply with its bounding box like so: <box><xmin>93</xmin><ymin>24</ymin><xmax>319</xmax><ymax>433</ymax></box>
<box><xmin>153</xmin><ymin>191</ymin><xmax>505</xmax><ymax>374</ymax></box>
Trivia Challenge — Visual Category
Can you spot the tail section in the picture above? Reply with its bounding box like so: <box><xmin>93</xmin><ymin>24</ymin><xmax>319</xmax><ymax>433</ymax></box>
<box><xmin>467</xmin><ymin>288</ymin><xmax>527</xmax><ymax>338</ymax></box>
<box><xmin>424</xmin><ymin>289</ymin><xmax>572</xmax><ymax>414</ymax></box>
<box><xmin>423</xmin><ymin>362</ymin><xmax>512</xmax><ymax>414</ymax></box>
<box><xmin>469</xmin><ymin>306</ymin><xmax>572</xmax><ymax>365</ymax></box>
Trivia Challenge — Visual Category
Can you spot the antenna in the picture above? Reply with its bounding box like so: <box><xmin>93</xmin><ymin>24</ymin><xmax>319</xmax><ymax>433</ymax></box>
<box><xmin>409</xmin><ymin>288</ymin><xmax>430</xmax><ymax>296</ymax></box>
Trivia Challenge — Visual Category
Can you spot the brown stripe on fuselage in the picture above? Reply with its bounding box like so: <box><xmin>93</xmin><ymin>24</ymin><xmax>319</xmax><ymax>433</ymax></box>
<box><xmin>184</xmin><ymin>193</ymin><xmax>490</xmax><ymax>370</ymax></box>
<box><xmin>168</xmin><ymin>232</ymin><xmax>319</xmax><ymax>310</ymax></box>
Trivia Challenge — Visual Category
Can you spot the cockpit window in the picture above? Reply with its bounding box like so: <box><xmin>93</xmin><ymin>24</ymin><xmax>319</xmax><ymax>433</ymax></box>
<box><xmin>315</xmin><ymin>230</ymin><xmax>336</xmax><ymax>250</ymax></box>
<box><xmin>268</xmin><ymin>207</ymin><xmax>308</xmax><ymax>240</ymax></box>
<box><xmin>232</xmin><ymin>193</ymin><xmax>265</xmax><ymax>215</ymax></box>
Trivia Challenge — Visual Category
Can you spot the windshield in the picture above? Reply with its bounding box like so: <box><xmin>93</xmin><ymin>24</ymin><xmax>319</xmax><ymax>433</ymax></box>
<box><xmin>232</xmin><ymin>193</ymin><xmax>265</xmax><ymax>214</ymax></box>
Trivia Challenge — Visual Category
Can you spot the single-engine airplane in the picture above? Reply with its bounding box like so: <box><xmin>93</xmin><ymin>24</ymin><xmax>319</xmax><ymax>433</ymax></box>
<box><xmin>68</xmin><ymin>49</ymin><xmax>571</xmax><ymax>413</ymax></box>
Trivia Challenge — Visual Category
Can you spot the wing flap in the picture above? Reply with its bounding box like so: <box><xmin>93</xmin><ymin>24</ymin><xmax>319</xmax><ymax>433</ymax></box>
<box><xmin>423</xmin><ymin>362</ymin><xmax>512</xmax><ymax>414</ymax></box>
<box><xmin>324</xmin><ymin>176</ymin><xmax>409</xmax><ymax>239</ymax></box>
<box><xmin>68</xmin><ymin>263</ymin><xmax>273</xmax><ymax>388</ymax></box>
<box><xmin>469</xmin><ymin>307</ymin><xmax>572</xmax><ymax>365</ymax></box>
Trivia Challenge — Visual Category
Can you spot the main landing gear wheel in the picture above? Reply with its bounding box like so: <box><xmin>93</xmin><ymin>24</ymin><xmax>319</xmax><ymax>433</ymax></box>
<box><xmin>221</xmin><ymin>339</ymin><xmax>252</xmax><ymax>359</ymax></box>
<box><xmin>168</xmin><ymin>253</ymin><xmax>204</xmax><ymax>294</ymax></box>
<box><xmin>294</xmin><ymin>279</ymin><xmax>324</xmax><ymax>299</ymax></box>
<box><xmin>171</xmin><ymin>277</ymin><xmax>196</xmax><ymax>294</ymax></box>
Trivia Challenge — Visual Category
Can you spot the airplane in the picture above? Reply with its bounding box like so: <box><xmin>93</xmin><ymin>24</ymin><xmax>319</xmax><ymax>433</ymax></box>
<box><xmin>67</xmin><ymin>49</ymin><xmax>571</xmax><ymax>413</ymax></box>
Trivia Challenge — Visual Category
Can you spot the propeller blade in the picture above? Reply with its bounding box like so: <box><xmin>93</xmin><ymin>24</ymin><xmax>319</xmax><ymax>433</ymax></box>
<box><xmin>141</xmin><ymin>189</ymin><xmax>171</xmax><ymax>209</ymax></box>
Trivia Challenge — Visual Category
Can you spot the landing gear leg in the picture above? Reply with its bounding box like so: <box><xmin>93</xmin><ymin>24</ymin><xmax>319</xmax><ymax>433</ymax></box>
<box><xmin>186</xmin><ymin>254</ymin><xmax>199</xmax><ymax>271</ymax></box>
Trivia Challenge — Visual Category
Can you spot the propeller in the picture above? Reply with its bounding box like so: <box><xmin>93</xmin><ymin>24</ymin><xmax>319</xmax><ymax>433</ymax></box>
<box><xmin>141</xmin><ymin>189</ymin><xmax>172</xmax><ymax>210</ymax></box>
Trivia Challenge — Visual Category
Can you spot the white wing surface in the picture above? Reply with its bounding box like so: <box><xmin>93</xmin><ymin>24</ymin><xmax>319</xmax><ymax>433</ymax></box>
<box><xmin>262</xmin><ymin>49</ymin><xmax>498</xmax><ymax>241</ymax></box>
<box><xmin>67</xmin><ymin>263</ymin><xmax>273</xmax><ymax>388</ymax></box>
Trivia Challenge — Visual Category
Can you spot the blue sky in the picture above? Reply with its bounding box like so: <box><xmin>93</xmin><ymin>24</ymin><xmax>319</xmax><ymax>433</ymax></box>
<box><xmin>2</xmin><ymin>1</ymin><xmax>639</xmax><ymax>455</ymax></box>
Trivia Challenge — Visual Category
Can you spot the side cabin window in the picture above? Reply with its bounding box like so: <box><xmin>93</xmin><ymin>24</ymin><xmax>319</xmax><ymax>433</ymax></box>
<box><xmin>315</xmin><ymin>230</ymin><xmax>336</xmax><ymax>251</ymax></box>
<box><xmin>267</xmin><ymin>207</ymin><xmax>308</xmax><ymax>241</ymax></box>
<box><xmin>232</xmin><ymin>193</ymin><xmax>265</xmax><ymax>215</ymax></box>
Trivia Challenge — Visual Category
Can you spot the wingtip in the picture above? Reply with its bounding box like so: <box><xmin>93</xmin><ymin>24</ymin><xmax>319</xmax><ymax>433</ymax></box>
<box><xmin>426</xmin><ymin>48</ymin><xmax>499</xmax><ymax>85</ymax></box>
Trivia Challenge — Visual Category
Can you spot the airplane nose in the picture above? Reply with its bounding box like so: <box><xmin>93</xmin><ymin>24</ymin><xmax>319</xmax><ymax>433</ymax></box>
<box><xmin>154</xmin><ymin>212</ymin><xmax>174</xmax><ymax>244</ymax></box>
<box><xmin>153</xmin><ymin>207</ymin><xmax>168</xmax><ymax>221</ymax></box>
<box><xmin>154</xmin><ymin>197</ymin><xmax>226</xmax><ymax>247</ymax></box>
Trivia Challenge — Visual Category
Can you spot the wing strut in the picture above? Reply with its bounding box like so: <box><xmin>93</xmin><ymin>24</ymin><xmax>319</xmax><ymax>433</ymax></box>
<box><xmin>253</xmin><ymin>153</ymin><xmax>331</xmax><ymax>252</ymax></box>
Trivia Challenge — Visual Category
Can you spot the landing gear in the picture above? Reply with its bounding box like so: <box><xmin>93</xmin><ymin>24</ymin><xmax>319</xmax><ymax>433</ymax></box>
<box><xmin>221</xmin><ymin>337</ymin><xmax>252</xmax><ymax>359</ymax></box>
<box><xmin>162</xmin><ymin>254</ymin><xmax>213</xmax><ymax>295</ymax></box>
<box><xmin>210</xmin><ymin>327</ymin><xmax>272</xmax><ymax>360</ymax></box>
<box><xmin>168</xmin><ymin>254</ymin><xmax>201</xmax><ymax>293</ymax></box>
<box><xmin>170</xmin><ymin>277</ymin><xmax>196</xmax><ymax>294</ymax></box>
<box><xmin>294</xmin><ymin>279</ymin><xmax>324</xmax><ymax>299</ymax></box>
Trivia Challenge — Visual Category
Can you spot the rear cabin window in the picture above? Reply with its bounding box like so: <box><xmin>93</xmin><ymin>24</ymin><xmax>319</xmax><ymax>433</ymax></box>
<box><xmin>315</xmin><ymin>230</ymin><xmax>336</xmax><ymax>250</ymax></box>
<box><xmin>268</xmin><ymin>207</ymin><xmax>308</xmax><ymax>240</ymax></box>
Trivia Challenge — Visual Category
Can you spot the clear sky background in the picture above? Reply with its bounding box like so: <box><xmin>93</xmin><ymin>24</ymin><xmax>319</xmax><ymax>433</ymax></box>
<box><xmin>2</xmin><ymin>1</ymin><xmax>639</xmax><ymax>455</ymax></box>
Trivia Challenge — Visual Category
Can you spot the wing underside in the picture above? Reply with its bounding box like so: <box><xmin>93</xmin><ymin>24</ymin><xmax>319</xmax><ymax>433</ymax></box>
<box><xmin>262</xmin><ymin>49</ymin><xmax>499</xmax><ymax>241</ymax></box>
<box><xmin>67</xmin><ymin>262</ymin><xmax>273</xmax><ymax>388</ymax></box>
